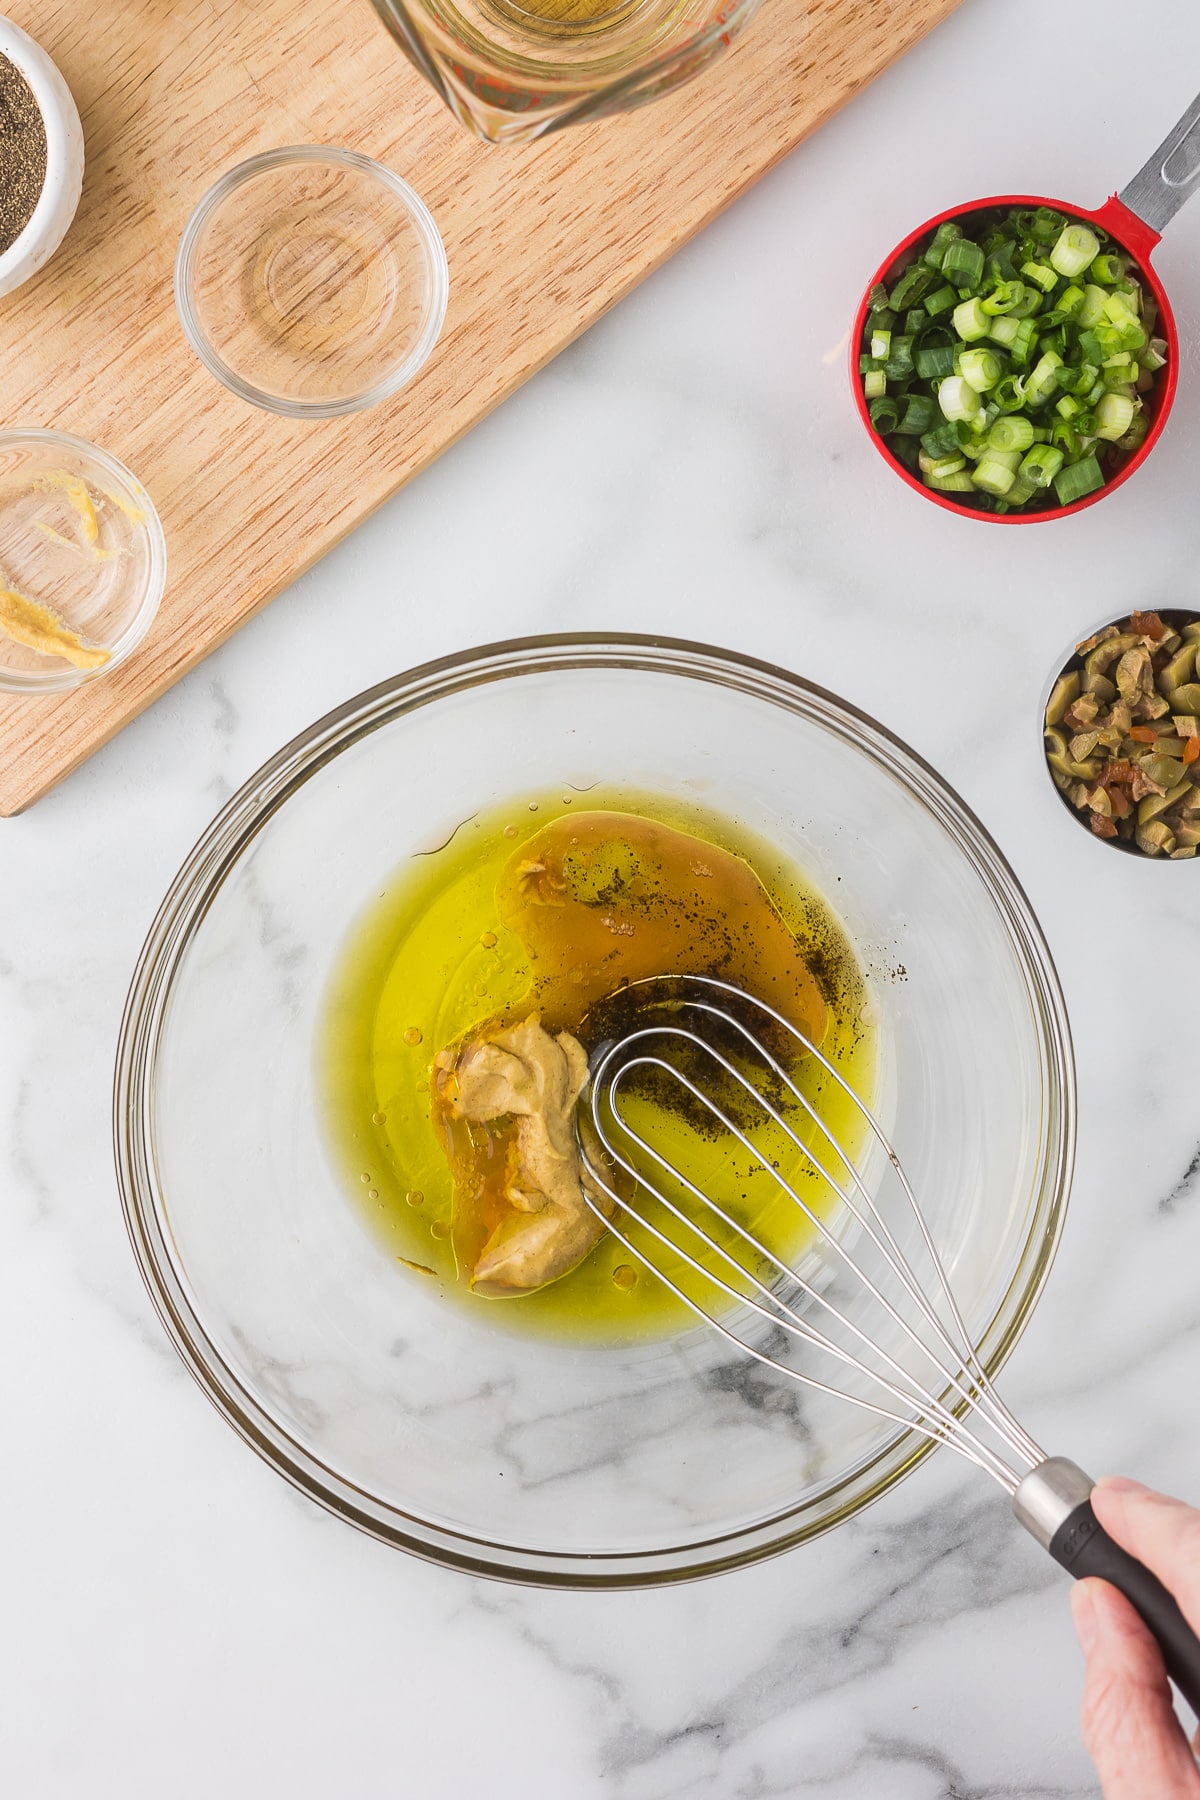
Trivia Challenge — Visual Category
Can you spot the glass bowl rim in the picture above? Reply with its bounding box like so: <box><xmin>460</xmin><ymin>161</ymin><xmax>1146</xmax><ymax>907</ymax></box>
<box><xmin>173</xmin><ymin>145</ymin><xmax>450</xmax><ymax>420</ymax></box>
<box><xmin>114</xmin><ymin>632</ymin><xmax>1077</xmax><ymax>1588</ymax></box>
<box><xmin>0</xmin><ymin>428</ymin><xmax>167</xmax><ymax>694</ymax></box>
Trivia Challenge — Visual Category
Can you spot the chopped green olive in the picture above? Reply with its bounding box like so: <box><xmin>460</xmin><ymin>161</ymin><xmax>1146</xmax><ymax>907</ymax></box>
<box><xmin>1045</xmin><ymin>612</ymin><xmax>1200</xmax><ymax>857</ymax></box>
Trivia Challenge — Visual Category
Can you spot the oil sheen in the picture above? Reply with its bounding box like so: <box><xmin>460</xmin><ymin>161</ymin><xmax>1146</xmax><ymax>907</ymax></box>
<box><xmin>319</xmin><ymin>788</ymin><xmax>877</xmax><ymax>1344</ymax></box>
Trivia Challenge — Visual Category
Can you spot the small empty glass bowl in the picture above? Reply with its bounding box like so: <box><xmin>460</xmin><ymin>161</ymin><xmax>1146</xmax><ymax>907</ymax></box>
<box><xmin>0</xmin><ymin>430</ymin><xmax>166</xmax><ymax>694</ymax></box>
<box><xmin>174</xmin><ymin>147</ymin><xmax>449</xmax><ymax>418</ymax></box>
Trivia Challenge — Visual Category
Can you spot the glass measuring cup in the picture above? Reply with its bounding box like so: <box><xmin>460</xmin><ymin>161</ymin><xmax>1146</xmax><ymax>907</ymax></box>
<box><xmin>369</xmin><ymin>0</ymin><xmax>763</xmax><ymax>144</ymax></box>
<box><xmin>851</xmin><ymin>92</ymin><xmax>1200</xmax><ymax>523</ymax></box>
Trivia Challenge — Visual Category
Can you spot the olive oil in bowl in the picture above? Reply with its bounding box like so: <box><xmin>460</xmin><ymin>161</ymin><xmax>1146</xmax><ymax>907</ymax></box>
<box><xmin>319</xmin><ymin>788</ymin><xmax>877</xmax><ymax>1343</ymax></box>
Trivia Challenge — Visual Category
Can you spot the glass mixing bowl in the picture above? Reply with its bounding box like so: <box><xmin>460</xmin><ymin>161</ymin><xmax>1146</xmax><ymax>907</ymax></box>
<box><xmin>115</xmin><ymin>636</ymin><xmax>1075</xmax><ymax>1587</ymax></box>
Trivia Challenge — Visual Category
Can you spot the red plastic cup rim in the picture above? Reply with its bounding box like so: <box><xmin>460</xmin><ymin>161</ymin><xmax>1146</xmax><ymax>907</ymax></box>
<box><xmin>850</xmin><ymin>193</ymin><xmax>1180</xmax><ymax>524</ymax></box>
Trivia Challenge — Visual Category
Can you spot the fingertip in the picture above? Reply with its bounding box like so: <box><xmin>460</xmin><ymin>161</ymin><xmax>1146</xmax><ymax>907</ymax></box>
<box><xmin>1090</xmin><ymin>1476</ymin><xmax>1153</xmax><ymax>1538</ymax></box>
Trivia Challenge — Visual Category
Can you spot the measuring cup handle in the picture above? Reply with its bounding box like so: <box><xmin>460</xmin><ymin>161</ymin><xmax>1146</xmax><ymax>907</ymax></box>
<box><xmin>1118</xmin><ymin>90</ymin><xmax>1200</xmax><ymax>234</ymax></box>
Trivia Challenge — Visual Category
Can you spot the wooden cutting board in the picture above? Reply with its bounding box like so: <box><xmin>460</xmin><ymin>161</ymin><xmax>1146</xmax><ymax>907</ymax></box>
<box><xmin>0</xmin><ymin>0</ymin><xmax>962</xmax><ymax>815</ymax></box>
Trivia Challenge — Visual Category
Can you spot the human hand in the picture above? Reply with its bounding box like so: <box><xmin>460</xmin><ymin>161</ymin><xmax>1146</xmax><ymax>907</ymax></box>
<box><xmin>1071</xmin><ymin>1476</ymin><xmax>1200</xmax><ymax>1798</ymax></box>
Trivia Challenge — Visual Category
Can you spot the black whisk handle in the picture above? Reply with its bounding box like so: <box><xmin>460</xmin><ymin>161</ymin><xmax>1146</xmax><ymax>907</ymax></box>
<box><xmin>1013</xmin><ymin>1457</ymin><xmax>1200</xmax><ymax>1720</ymax></box>
<box><xmin>1049</xmin><ymin>1500</ymin><xmax>1200</xmax><ymax>1718</ymax></box>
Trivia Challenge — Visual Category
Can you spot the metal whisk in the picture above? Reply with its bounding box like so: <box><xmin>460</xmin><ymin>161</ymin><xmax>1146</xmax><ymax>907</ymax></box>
<box><xmin>577</xmin><ymin>974</ymin><xmax>1200</xmax><ymax>1713</ymax></box>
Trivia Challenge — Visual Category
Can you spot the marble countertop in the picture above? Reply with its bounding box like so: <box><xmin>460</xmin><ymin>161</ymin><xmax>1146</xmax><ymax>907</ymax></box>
<box><xmin>5</xmin><ymin>1</ymin><xmax>1200</xmax><ymax>1793</ymax></box>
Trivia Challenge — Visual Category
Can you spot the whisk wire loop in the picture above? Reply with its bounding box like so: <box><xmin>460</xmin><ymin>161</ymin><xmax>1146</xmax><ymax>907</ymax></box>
<box><xmin>588</xmin><ymin>1056</ymin><xmax>1024</xmax><ymax>1491</ymax></box>
<box><xmin>664</xmin><ymin>1001</ymin><xmax>1044</xmax><ymax>1471</ymax></box>
<box><xmin>579</xmin><ymin>974</ymin><xmax>1047</xmax><ymax>1491</ymax></box>
<box><xmin>586</xmin><ymin>1154</ymin><xmax>1021</xmax><ymax>1487</ymax></box>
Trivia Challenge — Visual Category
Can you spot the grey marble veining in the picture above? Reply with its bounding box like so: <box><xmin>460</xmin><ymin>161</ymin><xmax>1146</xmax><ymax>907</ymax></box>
<box><xmin>5</xmin><ymin>0</ymin><xmax>1200</xmax><ymax>1794</ymax></box>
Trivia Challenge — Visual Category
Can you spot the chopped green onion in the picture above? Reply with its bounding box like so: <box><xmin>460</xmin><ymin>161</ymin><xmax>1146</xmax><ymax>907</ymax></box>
<box><xmin>1021</xmin><ymin>260</ymin><xmax>1059</xmax><ymax>293</ymax></box>
<box><xmin>982</xmin><ymin>280</ymin><xmax>1027</xmax><ymax>317</ymax></box>
<box><xmin>1141</xmin><ymin>337</ymin><xmax>1169</xmax><ymax>371</ymax></box>
<box><xmin>1090</xmin><ymin>251</ymin><xmax>1126</xmax><ymax>285</ymax></box>
<box><xmin>937</xmin><ymin>376</ymin><xmax>983</xmax><ymax>424</ymax></box>
<box><xmin>914</xmin><ymin>343</ymin><xmax>959</xmax><ymax>380</ymax></box>
<box><xmin>1103</xmin><ymin>291</ymin><xmax>1138</xmax><ymax>327</ymax></box>
<box><xmin>1022</xmin><ymin>351</ymin><xmax>1064</xmax><ymax>407</ymax></box>
<box><xmin>1020</xmin><ymin>444</ymin><xmax>1064</xmax><ymax>488</ymax></box>
<box><xmin>1055</xmin><ymin>394</ymin><xmax>1082</xmax><ymax>422</ymax></box>
<box><xmin>868</xmin><ymin>395</ymin><xmax>903</xmax><ymax>434</ymax></box>
<box><xmin>957</xmin><ymin>347</ymin><xmax>1002</xmax><ymax>393</ymax></box>
<box><xmin>1051</xmin><ymin>421</ymin><xmax>1081</xmax><ymax>458</ymax></box>
<box><xmin>892</xmin><ymin>436</ymin><xmax>921</xmax><ymax>472</ymax></box>
<box><xmin>884</xmin><ymin>335</ymin><xmax>914</xmax><ymax>379</ymax></box>
<box><xmin>1009</xmin><ymin>286</ymin><xmax>1045</xmax><ymax>319</ymax></box>
<box><xmin>987</xmin><ymin>315</ymin><xmax>1021</xmax><ymax>349</ymax></box>
<box><xmin>922</xmin><ymin>221</ymin><xmax>962</xmax><ymax>270</ymax></box>
<box><xmin>918</xmin><ymin>449</ymin><xmax>967</xmax><ymax>479</ymax></box>
<box><xmin>888</xmin><ymin>263</ymin><xmax>936</xmax><ymax>310</ymax></box>
<box><xmin>942</xmin><ymin>239</ymin><xmax>986</xmax><ymax>290</ymax></box>
<box><xmin>991</xmin><ymin>375</ymin><xmax>1026</xmax><ymax>414</ymax></box>
<box><xmin>920</xmin><ymin>422</ymin><xmax>962</xmax><ymax>459</ymax></box>
<box><xmin>870</xmin><ymin>328</ymin><xmax>891</xmax><ymax>360</ymax></box>
<box><xmin>923</xmin><ymin>284</ymin><xmax>958</xmax><ymax>318</ymax></box>
<box><xmin>1009</xmin><ymin>319</ymin><xmax>1040</xmax><ymax>364</ymax></box>
<box><xmin>1076</xmin><ymin>285</ymin><xmax>1109</xmax><ymax>328</ymax></box>
<box><xmin>1058</xmin><ymin>284</ymin><xmax>1086</xmax><ymax>317</ymax></box>
<box><xmin>1050</xmin><ymin>223</ymin><xmax>1102</xmax><ymax>279</ymax></box>
<box><xmin>988</xmin><ymin>415</ymin><xmax>1035</xmax><ymax>453</ymax></box>
<box><xmin>927</xmin><ymin>469</ymin><xmax>977</xmax><ymax>494</ymax></box>
<box><xmin>1053</xmin><ymin>454</ymin><xmax>1104</xmax><ymax>506</ymax></box>
<box><xmin>952</xmin><ymin>298</ymin><xmax>990</xmax><ymax>341</ymax></box>
<box><xmin>1031</xmin><ymin>207</ymin><xmax>1067</xmax><ymax>242</ymax></box>
<box><xmin>863</xmin><ymin>369</ymin><xmax>887</xmax><ymax>399</ymax></box>
<box><xmin>1005</xmin><ymin>471</ymin><xmax>1040</xmax><ymax>506</ymax></box>
<box><xmin>895</xmin><ymin>393</ymin><xmax>936</xmax><ymax>435</ymax></box>
<box><xmin>905</xmin><ymin>308</ymin><xmax>927</xmax><ymax>335</ymax></box>
<box><xmin>1095</xmin><ymin>391</ymin><xmax>1136</xmax><ymax>440</ymax></box>
<box><xmin>972</xmin><ymin>453</ymin><xmax>1020</xmax><ymax>496</ymax></box>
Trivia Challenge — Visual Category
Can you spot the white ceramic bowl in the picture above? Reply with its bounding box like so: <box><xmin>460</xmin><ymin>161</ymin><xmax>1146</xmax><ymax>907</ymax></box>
<box><xmin>0</xmin><ymin>18</ymin><xmax>84</xmax><ymax>299</ymax></box>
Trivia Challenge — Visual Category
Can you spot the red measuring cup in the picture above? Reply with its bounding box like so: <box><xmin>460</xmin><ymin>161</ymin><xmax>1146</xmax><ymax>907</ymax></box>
<box><xmin>851</xmin><ymin>94</ymin><xmax>1200</xmax><ymax>522</ymax></box>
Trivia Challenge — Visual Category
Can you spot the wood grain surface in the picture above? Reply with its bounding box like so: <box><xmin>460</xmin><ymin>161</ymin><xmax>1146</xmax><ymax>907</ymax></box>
<box><xmin>0</xmin><ymin>0</ymin><xmax>962</xmax><ymax>815</ymax></box>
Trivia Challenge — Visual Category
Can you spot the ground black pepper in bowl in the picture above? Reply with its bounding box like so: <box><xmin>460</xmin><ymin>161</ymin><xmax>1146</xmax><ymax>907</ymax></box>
<box><xmin>0</xmin><ymin>53</ymin><xmax>47</xmax><ymax>257</ymax></box>
<box><xmin>1044</xmin><ymin>609</ymin><xmax>1200</xmax><ymax>858</ymax></box>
